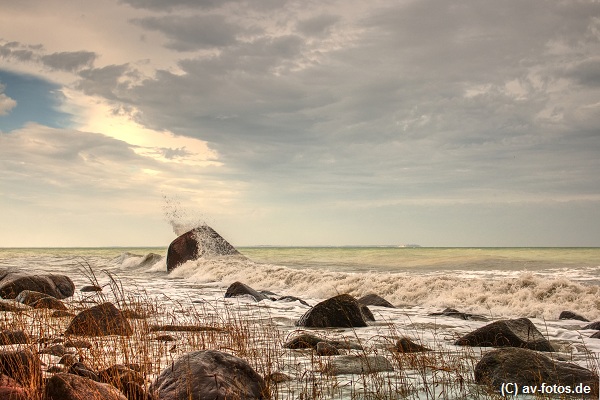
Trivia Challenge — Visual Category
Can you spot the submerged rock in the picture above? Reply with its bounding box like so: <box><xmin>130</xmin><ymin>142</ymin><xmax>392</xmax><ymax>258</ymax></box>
<box><xmin>454</xmin><ymin>318</ymin><xmax>554</xmax><ymax>352</ymax></box>
<box><xmin>582</xmin><ymin>321</ymin><xmax>600</xmax><ymax>330</ymax></box>
<box><xmin>296</xmin><ymin>294</ymin><xmax>369</xmax><ymax>328</ymax></box>
<box><xmin>394</xmin><ymin>337</ymin><xmax>431</xmax><ymax>353</ymax></box>
<box><xmin>429</xmin><ymin>307</ymin><xmax>488</xmax><ymax>321</ymax></box>
<box><xmin>65</xmin><ymin>302</ymin><xmax>133</xmax><ymax>336</ymax></box>
<box><xmin>166</xmin><ymin>226</ymin><xmax>241</xmax><ymax>272</ymax></box>
<box><xmin>224</xmin><ymin>281</ymin><xmax>269</xmax><ymax>302</ymax></box>
<box><xmin>283</xmin><ymin>333</ymin><xmax>362</xmax><ymax>350</ymax></box>
<box><xmin>150</xmin><ymin>350</ymin><xmax>268</xmax><ymax>400</ymax></box>
<box><xmin>316</xmin><ymin>342</ymin><xmax>339</xmax><ymax>356</ymax></box>
<box><xmin>0</xmin><ymin>271</ymin><xmax>74</xmax><ymax>299</ymax></box>
<box><xmin>44</xmin><ymin>373</ymin><xmax>127</xmax><ymax>400</ymax></box>
<box><xmin>559</xmin><ymin>310</ymin><xmax>589</xmax><ymax>322</ymax></box>
<box><xmin>357</xmin><ymin>293</ymin><xmax>395</xmax><ymax>308</ymax></box>
<box><xmin>475</xmin><ymin>347</ymin><xmax>598</xmax><ymax>396</ymax></box>
<box><xmin>326</xmin><ymin>355</ymin><xmax>394</xmax><ymax>375</ymax></box>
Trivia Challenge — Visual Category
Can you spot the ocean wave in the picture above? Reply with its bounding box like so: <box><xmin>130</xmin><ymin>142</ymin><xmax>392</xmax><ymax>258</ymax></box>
<box><xmin>154</xmin><ymin>255</ymin><xmax>600</xmax><ymax>321</ymax></box>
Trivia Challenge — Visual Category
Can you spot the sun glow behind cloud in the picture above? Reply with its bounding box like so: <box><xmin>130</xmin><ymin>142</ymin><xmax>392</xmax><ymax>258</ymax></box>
<box><xmin>61</xmin><ymin>89</ymin><xmax>221</xmax><ymax>167</ymax></box>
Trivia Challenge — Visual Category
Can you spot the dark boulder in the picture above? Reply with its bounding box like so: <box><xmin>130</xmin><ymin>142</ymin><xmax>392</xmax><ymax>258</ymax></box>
<box><xmin>98</xmin><ymin>364</ymin><xmax>145</xmax><ymax>397</ymax></box>
<box><xmin>0</xmin><ymin>271</ymin><xmax>74</xmax><ymax>299</ymax></box>
<box><xmin>0</xmin><ymin>300</ymin><xmax>30</xmax><ymax>312</ymax></box>
<box><xmin>224</xmin><ymin>281</ymin><xmax>269</xmax><ymax>302</ymax></box>
<box><xmin>360</xmin><ymin>305</ymin><xmax>375</xmax><ymax>321</ymax></box>
<box><xmin>81</xmin><ymin>285</ymin><xmax>103</xmax><ymax>292</ymax></box>
<box><xmin>394</xmin><ymin>337</ymin><xmax>431</xmax><ymax>353</ymax></box>
<box><xmin>283</xmin><ymin>333</ymin><xmax>362</xmax><ymax>350</ymax></box>
<box><xmin>357</xmin><ymin>293</ymin><xmax>395</xmax><ymax>308</ymax></box>
<box><xmin>150</xmin><ymin>350</ymin><xmax>268</xmax><ymax>400</ymax></box>
<box><xmin>0</xmin><ymin>330</ymin><xmax>30</xmax><ymax>345</ymax></box>
<box><xmin>16</xmin><ymin>290</ymin><xmax>67</xmax><ymax>311</ymax></box>
<box><xmin>68</xmin><ymin>362</ymin><xmax>99</xmax><ymax>381</ymax></box>
<box><xmin>166</xmin><ymin>226</ymin><xmax>241</xmax><ymax>272</ymax></box>
<box><xmin>429</xmin><ymin>307</ymin><xmax>488</xmax><ymax>321</ymax></box>
<box><xmin>559</xmin><ymin>311</ymin><xmax>589</xmax><ymax>322</ymax></box>
<box><xmin>590</xmin><ymin>331</ymin><xmax>600</xmax><ymax>339</ymax></box>
<box><xmin>583</xmin><ymin>321</ymin><xmax>600</xmax><ymax>330</ymax></box>
<box><xmin>475</xmin><ymin>347</ymin><xmax>598</xmax><ymax>396</ymax></box>
<box><xmin>454</xmin><ymin>318</ymin><xmax>553</xmax><ymax>352</ymax></box>
<box><xmin>65</xmin><ymin>302</ymin><xmax>133</xmax><ymax>336</ymax></box>
<box><xmin>0</xmin><ymin>374</ymin><xmax>29</xmax><ymax>400</ymax></box>
<box><xmin>0</xmin><ymin>349</ymin><xmax>42</xmax><ymax>388</ymax></box>
<box><xmin>44</xmin><ymin>373</ymin><xmax>127</xmax><ymax>400</ymax></box>
<box><xmin>296</xmin><ymin>294</ymin><xmax>368</xmax><ymax>328</ymax></box>
<box><xmin>276</xmin><ymin>296</ymin><xmax>310</xmax><ymax>306</ymax></box>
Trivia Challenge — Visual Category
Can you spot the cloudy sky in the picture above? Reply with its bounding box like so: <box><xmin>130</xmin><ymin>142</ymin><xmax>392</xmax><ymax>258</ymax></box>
<box><xmin>1</xmin><ymin>0</ymin><xmax>599</xmax><ymax>247</ymax></box>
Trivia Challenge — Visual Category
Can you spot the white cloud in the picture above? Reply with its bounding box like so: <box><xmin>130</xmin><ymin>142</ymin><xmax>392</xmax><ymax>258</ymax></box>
<box><xmin>0</xmin><ymin>84</ymin><xmax>17</xmax><ymax>116</ymax></box>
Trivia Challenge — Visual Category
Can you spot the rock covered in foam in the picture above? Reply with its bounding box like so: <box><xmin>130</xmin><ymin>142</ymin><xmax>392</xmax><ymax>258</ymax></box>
<box><xmin>296</xmin><ymin>294</ymin><xmax>369</xmax><ymax>328</ymax></box>
<box><xmin>150</xmin><ymin>350</ymin><xmax>268</xmax><ymax>400</ymax></box>
<box><xmin>166</xmin><ymin>226</ymin><xmax>241</xmax><ymax>272</ymax></box>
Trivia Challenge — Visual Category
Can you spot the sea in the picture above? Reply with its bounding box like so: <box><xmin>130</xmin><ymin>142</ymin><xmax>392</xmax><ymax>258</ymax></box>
<box><xmin>2</xmin><ymin>245</ymin><xmax>600</xmax><ymax>396</ymax></box>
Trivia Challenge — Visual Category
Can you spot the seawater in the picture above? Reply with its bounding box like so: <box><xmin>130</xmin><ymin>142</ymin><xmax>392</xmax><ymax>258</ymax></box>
<box><xmin>2</xmin><ymin>247</ymin><xmax>600</xmax><ymax>319</ymax></box>
<box><xmin>2</xmin><ymin>246</ymin><xmax>600</xmax><ymax>371</ymax></box>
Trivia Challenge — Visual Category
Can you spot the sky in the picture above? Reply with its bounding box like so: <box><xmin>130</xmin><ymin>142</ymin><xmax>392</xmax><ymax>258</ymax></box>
<box><xmin>1</xmin><ymin>0</ymin><xmax>599</xmax><ymax>247</ymax></box>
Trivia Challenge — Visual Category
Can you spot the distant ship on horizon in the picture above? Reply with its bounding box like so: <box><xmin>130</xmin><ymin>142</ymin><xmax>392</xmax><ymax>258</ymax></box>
<box><xmin>398</xmin><ymin>243</ymin><xmax>422</xmax><ymax>248</ymax></box>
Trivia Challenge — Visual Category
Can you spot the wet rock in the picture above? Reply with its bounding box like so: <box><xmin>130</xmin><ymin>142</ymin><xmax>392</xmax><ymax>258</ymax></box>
<box><xmin>429</xmin><ymin>307</ymin><xmax>488</xmax><ymax>321</ymax></box>
<box><xmin>16</xmin><ymin>290</ymin><xmax>67</xmax><ymax>311</ymax></box>
<box><xmin>39</xmin><ymin>344</ymin><xmax>69</xmax><ymax>357</ymax></box>
<box><xmin>0</xmin><ymin>374</ymin><xmax>29</xmax><ymax>400</ymax></box>
<box><xmin>265</xmin><ymin>372</ymin><xmax>291</xmax><ymax>383</ymax></box>
<box><xmin>454</xmin><ymin>318</ymin><xmax>554</xmax><ymax>352</ymax></box>
<box><xmin>150</xmin><ymin>350</ymin><xmax>268</xmax><ymax>400</ymax></box>
<box><xmin>283</xmin><ymin>333</ymin><xmax>363</xmax><ymax>350</ymax></box>
<box><xmin>224</xmin><ymin>281</ymin><xmax>268</xmax><ymax>302</ymax></box>
<box><xmin>559</xmin><ymin>311</ymin><xmax>589</xmax><ymax>322</ymax></box>
<box><xmin>394</xmin><ymin>337</ymin><xmax>431</xmax><ymax>353</ymax></box>
<box><xmin>0</xmin><ymin>271</ymin><xmax>74</xmax><ymax>299</ymax></box>
<box><xmin>81</xmin><ymin>285</ymin><xmax>103</xmax><ymax>292</ymax></box>
<box><xmin>316</xmin><ymin>342</ymin><xmax>339</xmax><ymax>356</ymax></box>
<box><xmin>0</xmin><ymin>299</ymin><xmax>30</xmax><ymax>312</ymax></box>
<box><xmin>276</xmin><ymin>296</ymin><xmax>310</xmax><ymax>306</ymax></box>
<box><xmin>582</xmin><ymin>321</ymin><xmax>600</xmax><ymax>330</ymax></box>
<box><xmin>69</xmin><ymin>362</ymin><xmax>99</xmax><ymax>381</ymax></box>
<box><xmin>166</xmin><ymin>226</ymin><xmax>241</xmax><ymax>272</ymax></box>
<box><xmin>65</xmin><ymin>302</ymin><xmax>133</xmax><ymax>336</ymax></box>
<box><xmin>0</xmin><ymin>330</ymin><xmax>30</xmax><ymax>345</ymax></box>
<box><xmin>58</xmin><ymin>354</ymin><xmax>78</xmax><ymax>367</ymax></box>
<box><xmin>360</xmin><ymin>305</ymin><xmax>375</xmax><ymax>321</ymax></box>
<box><xmin>357</xmin><ymin>294</ymin><xmax>395</xmax><ymax>308</ymax></box>
<box><xmin>154</xmin><ymin>334</ymin><xmax>176</xmax><ymax>342</ymax></box>
<box><xmin>475</xmin><ymin>347</ymin><xmax>598</xmax><ymax>396</ymax></box>
<box><xmin>0</xmin><ymin>349</ymin><xmax>42</xmax><ymax>387</ymax></box>
<box><xmin>589</xmin><ymin>331</ymin><xmax>600</xmax><ymax>339</ymax></box>
<box><xmin>326</xmin><ymin>355</ymin><xmax>394</xmax><ymax>375</ymax></box>
<box><xmin>296</xmin><ymin>294</ymin><xmax>368</xmax><ymax>328</ymax></box>
<box><xmin>44</xmin><ymin>372</ymin><xmax>127</xmax><ymax>400</ymax></box>
<box><xmin>99</xmin><ymin>364</ymin><xmax>144</xmax><ymax>396</ymax></box>
<box><xmin>51</xmin><ymin>310</ymin><xmax>74</xmax><ymax>318</ymax></box>
<box><xmin>138</xmin><ymin>252</ymin><xmax>162</xmax><ymax>268</ymax></box>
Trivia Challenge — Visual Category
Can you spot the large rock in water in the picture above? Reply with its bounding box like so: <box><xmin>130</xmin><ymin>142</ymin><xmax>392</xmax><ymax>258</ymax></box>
<box><xmin>166</xmin><ymin>226</ymin><xmax>241</xmax><ymax>272</ymax></box>
<box><xmin>150</xmin><ymin>350</ymin><xmax>268</xmax><ymax>400</ymax></box>
<box><xmin>475</xmin><ymin>347</ymin><xmax>598</xmax><ymax>396</ymax></box>
<box><xmin>65</xmin><ymin>302</ymin><xmax>133</xmax><ymax>336</ymax></box>
<box><xmin>0</xmin><ymin>270</ymin><xmax>74</xmax><ymax>299</ymax></box>
<box><xmin>225</xmin><ymin>281</ymin><xmax>269</xmax><ymax>302</ymax></box>
<box><xmin>454</xmin><ymin>318</ymin><xmax>554</xmax><ymax>351</ymax></box>
<box><xmin>296</xmin><ymin>294</ymin><xmax>368</xmax><ymax>328</ymax></box>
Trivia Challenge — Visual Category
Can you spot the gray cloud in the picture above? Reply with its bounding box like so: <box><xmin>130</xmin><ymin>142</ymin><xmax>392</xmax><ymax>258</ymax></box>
<box><xmin>297</xmin><ymin>14</ymin><xmax>339</xmax><ymax>37</ymax></box>
<box><xmin>41</xmin><ymin>51</ymin><xmax>97</xmax><ymax>72</ymax></box>
<box><xmin>132</xmin><ymin>15</ymin><xmax>243</xmax><ymax>51</ymax></box>
<box><xmin>120</xmin><ymin>0</ymin><xmax>237</xmax><ymax>11</ymax></box>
